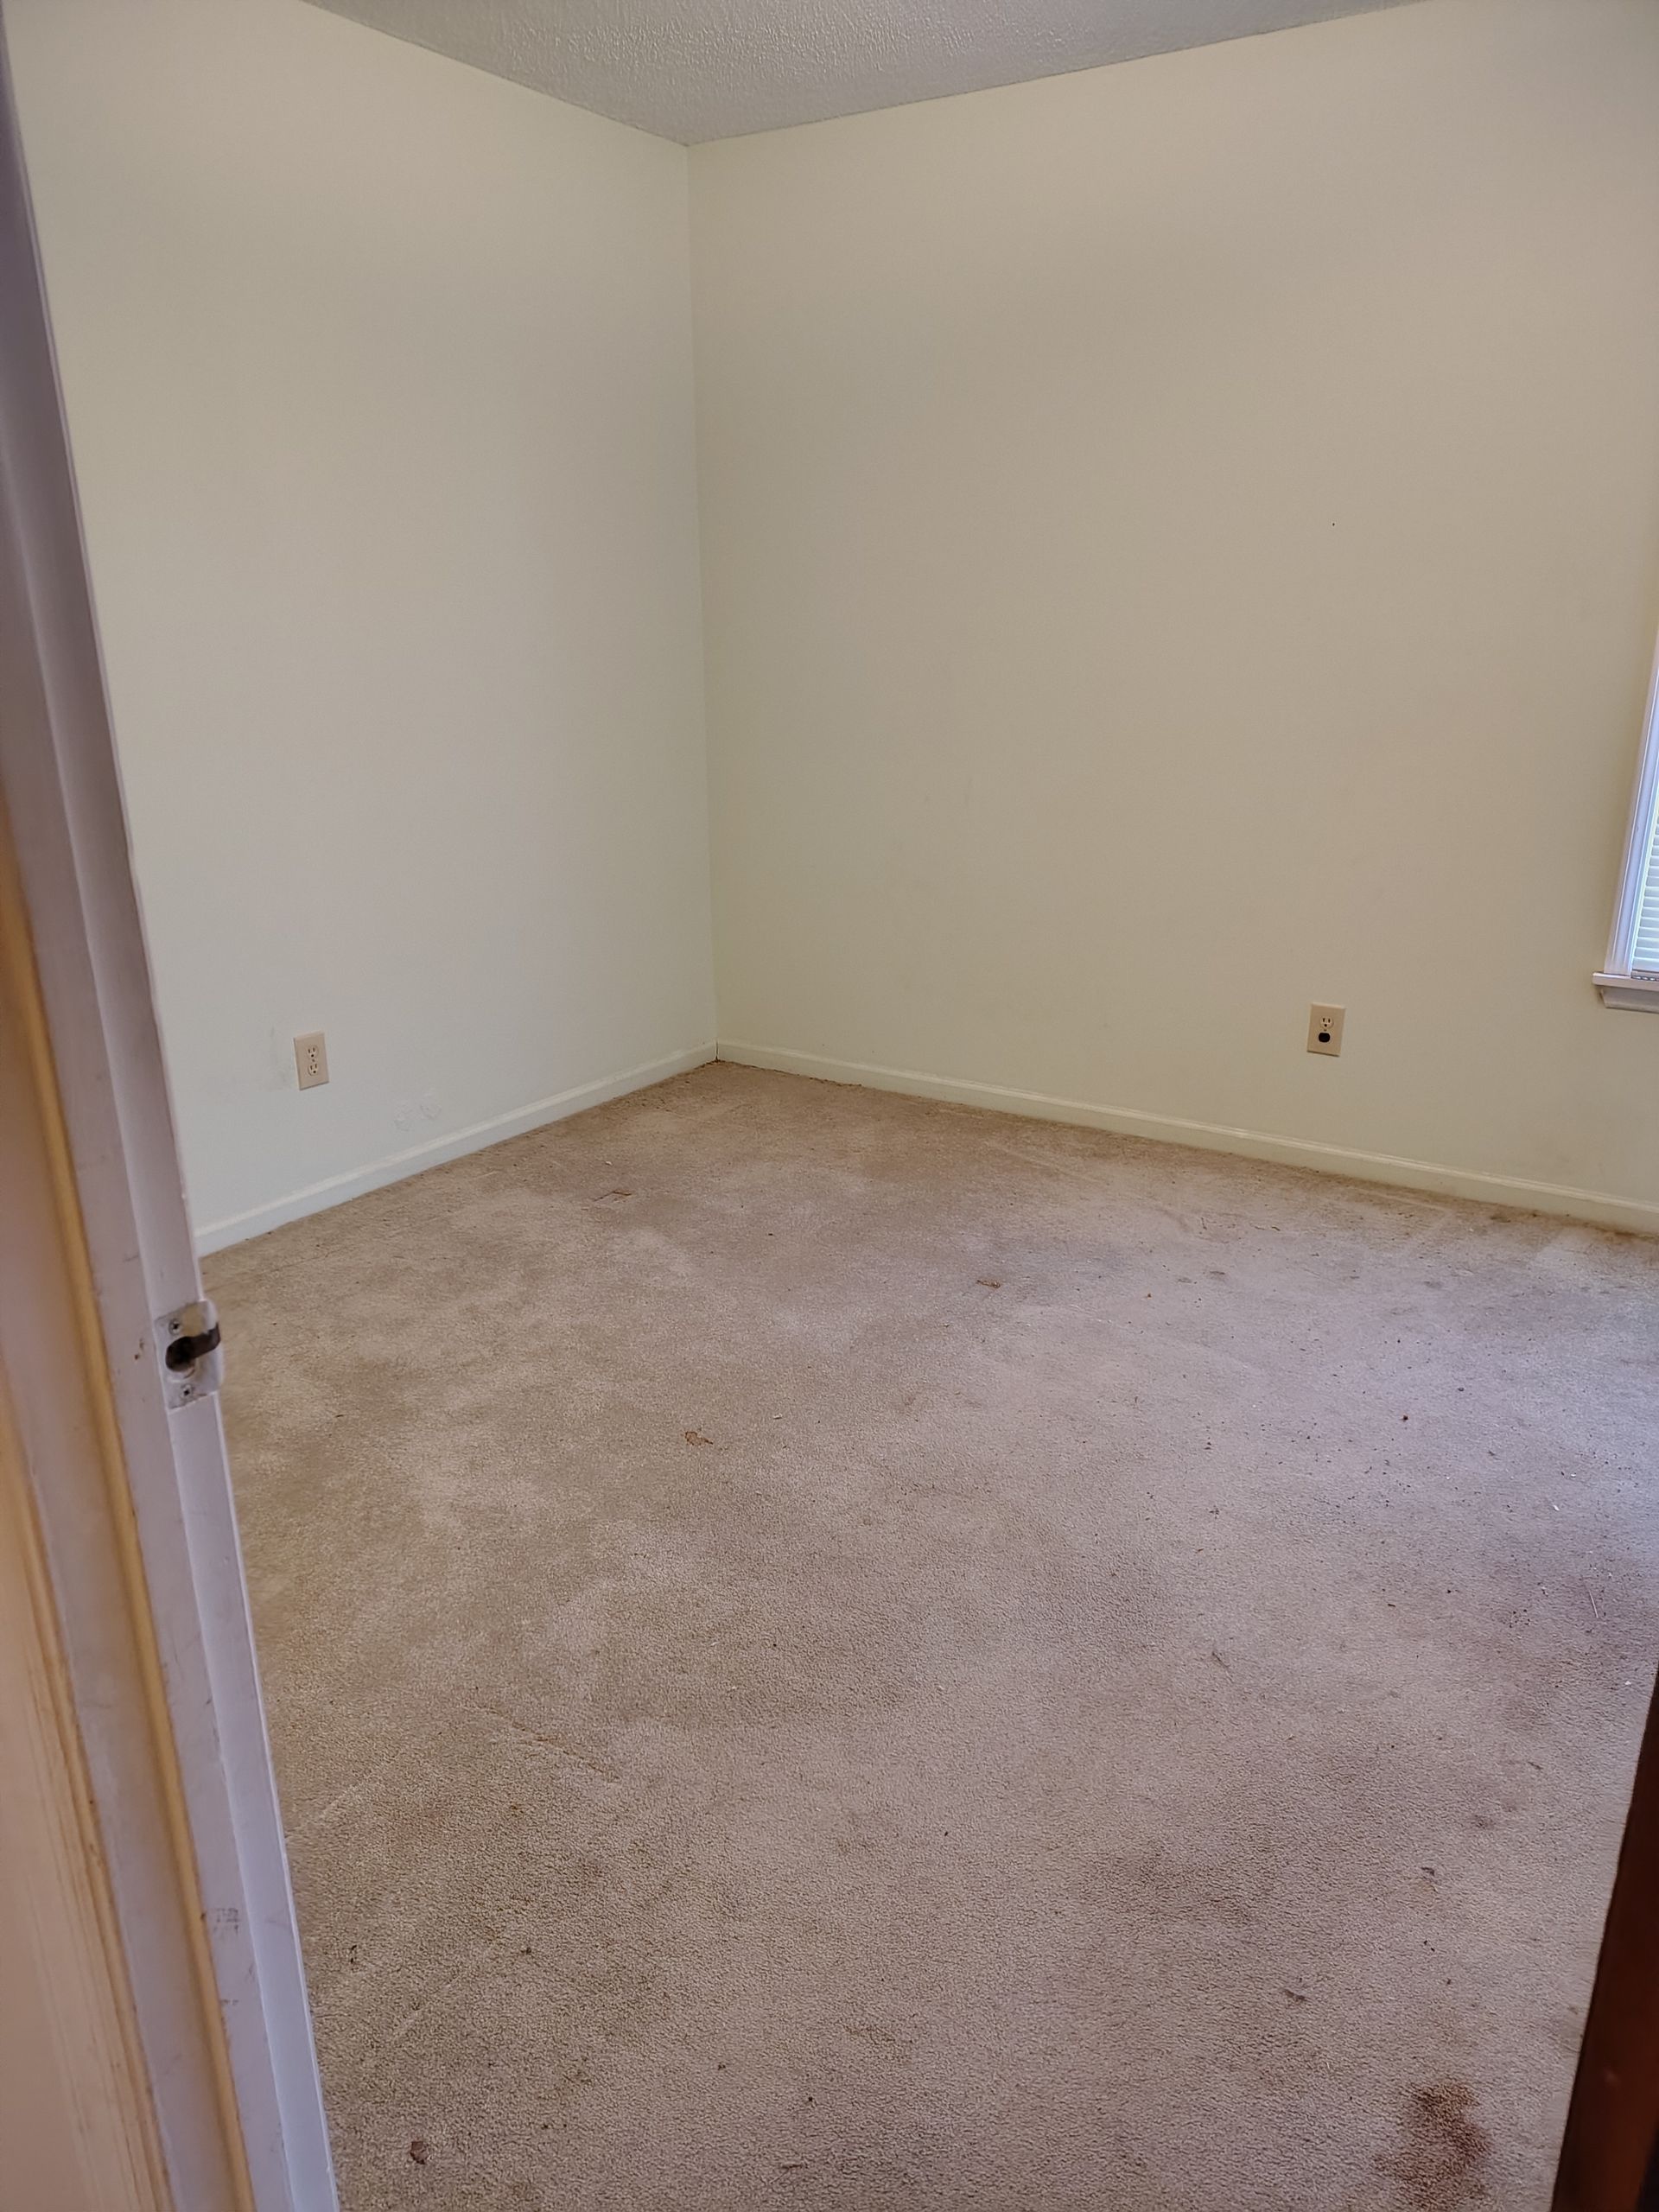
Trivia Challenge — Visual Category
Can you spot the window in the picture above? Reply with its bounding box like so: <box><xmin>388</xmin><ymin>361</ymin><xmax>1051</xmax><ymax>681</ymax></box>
<box><xmin>1597</xmin><ymin>635</ymin><xmax>1659</xmax><ymax>1009</ymax></box>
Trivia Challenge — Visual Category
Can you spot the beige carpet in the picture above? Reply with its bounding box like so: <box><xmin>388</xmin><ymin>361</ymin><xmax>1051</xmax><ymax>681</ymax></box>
<box><xmin>209</xmin><ymin>1064</ymin><xmax>1659</xmax><ymax>2212</ymax></box>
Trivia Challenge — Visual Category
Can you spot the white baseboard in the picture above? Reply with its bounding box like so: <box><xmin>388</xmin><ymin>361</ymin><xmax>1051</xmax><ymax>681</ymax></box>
<box><xmin>195</xmin><ymin>1044</ymin><xmax>715</xmax><ymax>1255</ymax></box>
<box><xmin>716</xmin><ymin>1039</ymin><xmax>1659</xmax><ymax>1239</ymax></box>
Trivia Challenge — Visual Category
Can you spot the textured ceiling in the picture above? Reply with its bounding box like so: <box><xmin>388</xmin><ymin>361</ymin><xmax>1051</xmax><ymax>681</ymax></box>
<box><xmin>305</xmin><ymin>0</ymin><xmax>1419</xmax><ymax>143</ymax></box>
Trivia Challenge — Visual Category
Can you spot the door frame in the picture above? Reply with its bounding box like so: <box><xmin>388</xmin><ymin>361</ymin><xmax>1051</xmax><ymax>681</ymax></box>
<box><xmin>0</xmin><ymin>23</ymin><xmax>335</xmax><ymax>2210</ymax></box>
<box><xmin>1553</xmin><ymin>1671</ymin><xmax>1659</xmax><ymax>2211</ymax></box>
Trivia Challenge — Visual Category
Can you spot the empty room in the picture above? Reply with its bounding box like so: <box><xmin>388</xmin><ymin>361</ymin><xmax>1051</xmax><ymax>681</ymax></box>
<box><xmin>3</xmin><ymin>0</ymin><xmax>1658</xmax><ymax>2204</ymax></box>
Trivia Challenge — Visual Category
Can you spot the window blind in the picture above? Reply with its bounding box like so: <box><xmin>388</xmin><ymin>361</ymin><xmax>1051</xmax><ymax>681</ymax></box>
<box><xmin>1633</xmin><ymin>807</ymin><xmax>1659</xmax><ymax>977</ymax></box>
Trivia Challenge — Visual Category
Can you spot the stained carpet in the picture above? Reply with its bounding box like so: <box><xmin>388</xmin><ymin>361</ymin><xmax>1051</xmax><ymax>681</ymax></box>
<box><xmin>208</xmin><ymin>1064</ymin><xmax>1659</xmax><ymax>2210</ymax></box>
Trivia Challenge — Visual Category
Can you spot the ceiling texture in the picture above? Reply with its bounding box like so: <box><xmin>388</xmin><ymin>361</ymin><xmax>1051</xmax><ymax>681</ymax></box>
<box><xmin>305</xmin><ymin>0</ymin><xmax>1419</xmax><ymax>143</ymax></box>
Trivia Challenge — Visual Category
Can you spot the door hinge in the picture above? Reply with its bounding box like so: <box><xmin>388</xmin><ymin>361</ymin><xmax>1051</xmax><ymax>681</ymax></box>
<box><xmin>159</xmin><ymin>1298</ymin><xmax>222</xmax><ymax>1407</ymax></box>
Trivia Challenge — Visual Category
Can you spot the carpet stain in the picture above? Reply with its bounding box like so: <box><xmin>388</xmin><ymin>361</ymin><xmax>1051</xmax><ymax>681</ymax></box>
<box><xmin>1382</xmin><ymin>2081</ymin><xmax>1492</xmax><ymax>2209</ymax></box>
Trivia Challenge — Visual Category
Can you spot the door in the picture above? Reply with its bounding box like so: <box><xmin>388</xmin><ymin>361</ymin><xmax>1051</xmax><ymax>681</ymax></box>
<box><xmin>0</xmin><ymin>24</ymin><xmax>335</xmax><ymax>2210</ymax></box>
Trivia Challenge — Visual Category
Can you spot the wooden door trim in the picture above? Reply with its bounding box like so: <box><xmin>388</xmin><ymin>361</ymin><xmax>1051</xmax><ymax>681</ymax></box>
<box><xmin>0</xmin><ymin>1347</ymin><xmax>171</xmax><ymax>2212</ymax></box>
<box><xmin>1554</xmin><ymin>1675</ymin><xmax>1659</xmax><ymax>2210</ymax></box>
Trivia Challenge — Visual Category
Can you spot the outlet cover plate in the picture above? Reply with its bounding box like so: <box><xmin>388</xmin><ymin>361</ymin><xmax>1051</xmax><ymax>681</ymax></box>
<box><xmin>1306</xmin><ymin>1004</ymin><xmax>1344</xmax><ymax>1058</ymax></box>
<box><xmin>295</xmin><ymin>1031</ymin><xmax>329</xmax><ymax>1089</ymax></box>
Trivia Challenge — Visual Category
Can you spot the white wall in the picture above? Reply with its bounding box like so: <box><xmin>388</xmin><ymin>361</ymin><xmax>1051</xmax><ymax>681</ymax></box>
<box><xmin>692</xmin><ymin>0</ymin><xmax>1659</xmax><ymax>1230</ymax></box>
<box><xmin>12</xmin><ymin>0</ymin><xmax>1659</xmax><ymax>1243</ymax></box>
<box><xmin>6</xmin><ymin>0</ymin><xmax>714</xmax><ymax>1248</ymax></box>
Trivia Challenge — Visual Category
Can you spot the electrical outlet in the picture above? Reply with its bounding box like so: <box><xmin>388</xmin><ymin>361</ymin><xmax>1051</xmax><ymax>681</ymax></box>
<box><xmin>295</xmin><ymin>1031</ymin><xmax>329</xmax><ymax>1090</ymax></box>
<box><xmin>1306</xmin><ymin>1004</ymin><xmax>1344</xmax><ymax>1058</ymax></box>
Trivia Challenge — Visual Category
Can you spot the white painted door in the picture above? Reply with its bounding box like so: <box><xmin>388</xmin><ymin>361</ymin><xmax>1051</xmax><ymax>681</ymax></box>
<box><xmin>0</xmin><ymin>26</ymin><xmax>336</xmax><ymax>2211</ymax></box>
